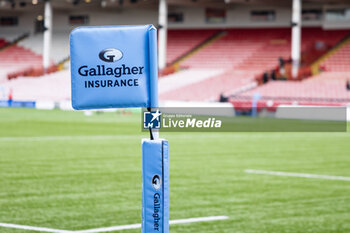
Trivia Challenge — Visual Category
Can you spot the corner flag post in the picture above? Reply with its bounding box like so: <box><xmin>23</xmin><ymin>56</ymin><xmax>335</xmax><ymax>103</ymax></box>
<box><xmin>70</xmin><ymin>25</ymin><xmax>169</xmax><ymax>233</ymax></box>
<box><xmin>142</xmin><ymin>25</ymin><xmax>169</xmax><ymax>233</ymax></box>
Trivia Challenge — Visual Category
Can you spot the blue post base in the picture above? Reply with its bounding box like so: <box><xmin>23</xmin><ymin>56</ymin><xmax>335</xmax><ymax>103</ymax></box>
<box><xmin>142</xmin><ymin>139</ymin><xmax>169</xmax><ymax>233</ymax></box>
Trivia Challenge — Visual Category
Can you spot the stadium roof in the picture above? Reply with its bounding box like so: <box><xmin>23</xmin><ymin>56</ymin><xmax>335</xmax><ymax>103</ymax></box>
<box><xmin>0</xmin><ymin>0</ymin><xmax>349</xmax><ymax>11</ymax></box>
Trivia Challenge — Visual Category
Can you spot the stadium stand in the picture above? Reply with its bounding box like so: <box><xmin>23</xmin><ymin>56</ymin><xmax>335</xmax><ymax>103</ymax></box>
<box><xmin>1</xmin><ymin>69</ymin><xmax>70</xmax><ymax>102</ymax></box>
<box><xmin>0</xmin><ymin>38</ymin><xmax>9</xmax><ymax>49</ymax></box>
<box><xmin>178</xmin><ymin>28</ymin><xmax>348</xmax><ymax>71</ymax></box>
<box><xmin>1</xmin><ymin>26</ymin><xmax>349</xmax><ymax>104</ymax></box>
<box><xmin>231</xmin><ymin>72</ymin><xmax>350</xmax><ymax>108</ymax></box>
<box><xmin>159</xmin><ymin>68</ymin><xmax>225</xmax><ymax>94</ymax></box>
<box><xmin>0</xmin><ymin>43</ymin><xmax>43</xmax><ymax>82</ymax></box>
<box><xmin>179</xmin><ymin>29</ymin><xmax>269</xmax><ymax>70</ymax></box>
<box><xmin>166</xmin><ymin>29</ymin><xmax>218</xmax><ymax>65</ymax></box>
<box><xmin>160</xmin><ymin>69</ymin><xmax>257</xmax><ymax>101</ymax></box>
<box><xmin>320</xmin><ymin>40</ymin><xmax>350</xmax><ymax>72</ymax></box>
<box><xmin>160</xmin><ymin>28</ymin><xmax>349</xmax><ymax>102</ymax></box>
<box><xmin>18</xmin><ymin>33</ymin><xmax>70</xmax><ymax>64</ymax></box>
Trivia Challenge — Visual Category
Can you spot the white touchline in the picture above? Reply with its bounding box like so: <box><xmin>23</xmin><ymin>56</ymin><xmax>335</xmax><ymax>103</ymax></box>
<box><xmin>0</xmin><ymin>135</ymin><xmax>139</xmax><ymax>142</ymax></box>
<box><xmin>0</xmin><ymin>216</ymin><xmax>229</xmax><ymax>233</ymax></box>
<box><xmin>170</xmin><ymin>216</ymin><xmax>229</xmax><ymax>225</ymax></box>
<box><xmin>245</xmin><ymin>169</ymin><xmax>350</xmax><ymax>181</ymax></box>
<box><xmin>74</xmin><ymin>223</ymin><xmax>141</xmax><ymax>233</ymax></box>
<box><xmin>75</xmin><ymin>216</ymin><xmax>229</xmax><ymax>233</ymax></box>
<box><xmin>0</xmin><ymin>134</ymin><xmax>226</xmax><ymax>142</ymax></box>
<box><xmin>0</xmin><ymin>223</ymin><xmax>74</xmax><ymax>233</ymax></box>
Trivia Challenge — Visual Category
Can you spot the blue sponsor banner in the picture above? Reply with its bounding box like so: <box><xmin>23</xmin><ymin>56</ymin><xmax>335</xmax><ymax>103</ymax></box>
<box><xmin>70</xmin><ymin>25</ymin><xmax>158</xmax><ymax>110</ymax></box>
<box><xmin>0</xmin><ymin>100</ymin><xmax>35</xmax><ymax>108</ymax></box>
<box><xmin>142</xmin><ymin>139</ymin><xmax>169</xmax><ymax>233</ymax></box>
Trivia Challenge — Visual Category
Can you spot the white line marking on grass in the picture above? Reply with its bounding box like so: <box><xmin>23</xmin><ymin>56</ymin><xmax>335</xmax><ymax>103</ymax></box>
<box><xmin>75</xmin><ymin>216</ymin><xmax>229</xmax><ymax>233</ymax></box>
<box><xmin>245</xmin><ymin>169</ymin><xmax>350</xmax><ymax>181</ymax></box>
<box><xmin>0</xmin><ymin>223</ymin><xmax>73</xmax><ymax>233</ymax></box>
<box><xmin>74</xmin><ymin>224</ymin><xmax>141</xmax><ymax>233</ymax></box>
<box><xmin>0</xmin><ymin>216</ymin><xmax>229</xmax><ymax>233</ymax></box>
<box><xmin>0</xmin><ymin>133</ymin><xmax>245</xmax><ymax>142</ymax></box>
<box><xmin>0</xmin><ymin>135</ymin><xmax>140</xmax><ymax>142</ymax></box>
<box><xmin>169</xmin><ymin>216</ymin><xmax>229</xmax><ymax>225</ymax></box>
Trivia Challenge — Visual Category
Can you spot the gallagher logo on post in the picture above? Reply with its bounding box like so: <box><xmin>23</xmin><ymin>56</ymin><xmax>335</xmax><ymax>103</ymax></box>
<box><xmin>143</xmin><ymin>110</ymin><xmax>161</xmax><ymax>129</ymax></box>
<box><xmin>152</xmin><ymin>175</ymin><xmax>161</xmax><ymax>190</ymax></box>
<box><xmin>78</xmin><ymin>47</ymin><xmax>144</xmax><ymax>89</ymax></box>
<box><xmin>99</xmin><ymin>48</ymin><xmax>123</xmax><ymax>62</ymax></box>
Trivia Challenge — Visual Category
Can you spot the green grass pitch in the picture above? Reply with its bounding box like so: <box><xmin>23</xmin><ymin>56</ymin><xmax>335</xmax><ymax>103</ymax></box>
<box><xmin>0</xmin><ymin>108</ymin><xmax>349</xmax><ymax>233</ymax></box>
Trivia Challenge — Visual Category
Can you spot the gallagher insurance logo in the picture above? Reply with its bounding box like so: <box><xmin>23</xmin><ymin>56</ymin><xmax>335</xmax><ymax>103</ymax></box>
<box><xmin>152</xmin><ymin>175</ymin><xmax>161</xmax><ymax>190</ymax></box>
<box><xmin>79</xmin><ymin>47</ymin><xmax>144</xmax><ymax>89</ymax></box>
<box><xmin>99</xmin><ymin>48</ymin><xmax>123</xmax><ymax>62</ymax></box>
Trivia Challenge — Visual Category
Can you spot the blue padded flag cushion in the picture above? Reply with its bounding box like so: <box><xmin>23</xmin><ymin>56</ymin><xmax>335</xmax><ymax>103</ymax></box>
<box><xmin>70</xmin><ymin>25</ymin><xmax>158</xmax><ymax>110</ymax></box>
<box><xmin>142</xmin><ymin>139</ymin><xmax>169</xmax><ymax>233</ymax></box>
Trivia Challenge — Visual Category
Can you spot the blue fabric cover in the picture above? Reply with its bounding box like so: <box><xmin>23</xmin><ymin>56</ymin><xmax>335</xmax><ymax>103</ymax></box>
<box><xmin>142</xmin><ymin>139</ymin><xmax>169</xmax><ymax>233</ymax></box>
<box><xmin>70</xmin><ymin>25</ymin><xmax>158</xmax><ymax>110</ymax></box>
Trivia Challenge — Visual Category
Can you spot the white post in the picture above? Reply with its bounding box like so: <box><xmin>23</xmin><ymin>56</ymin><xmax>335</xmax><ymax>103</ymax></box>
<box><xmin>158</xmin><ymin>0</ymin><xmax>167</xmax><ymax>70</ymax></box>
<box><xmin>43</xmin><ymin>0</ymin><xmax>52</xmax><ymax>72</ymax></box>
<box><xmin>291</xmin><ymin>0</ymin><xmax>301</xmax><ymax>79</ymax></box>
